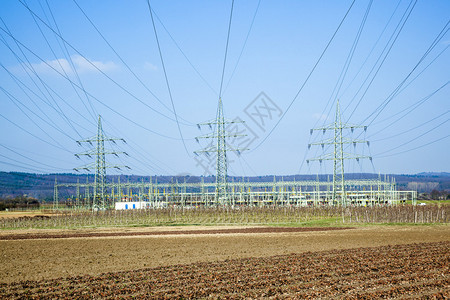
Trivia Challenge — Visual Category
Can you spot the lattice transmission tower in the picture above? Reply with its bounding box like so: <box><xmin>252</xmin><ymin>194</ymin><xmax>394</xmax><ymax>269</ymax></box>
<box><xmin>307</xmin><ymin>100</ymin><xmax>372</xmax><ymax>206</ymax></box>
<box><xmin>74</xmin><ymin>115</ymin><xmax>130</xmax><ymax>210</ymax></box>
<box><xmin>195</xmin><ymin>97</ymin><xmax>247</xmax><ymax>205</ymax></box>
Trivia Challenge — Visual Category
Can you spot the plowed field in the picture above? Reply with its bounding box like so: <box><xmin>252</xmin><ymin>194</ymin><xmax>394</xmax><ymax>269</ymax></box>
<box><xmin>0</xmin><ymin>226</ymin><xmax>353</xmax><ymax>240</ymax></box>
<box><xmin>0</xmin><ymin>241</ymin><xmax>448</xmax><ymax>299</ymax></box>
<box><xmin>1</xmin><ymin>225</ymin><xmax>449</xmax><ymax>298</ymax></box>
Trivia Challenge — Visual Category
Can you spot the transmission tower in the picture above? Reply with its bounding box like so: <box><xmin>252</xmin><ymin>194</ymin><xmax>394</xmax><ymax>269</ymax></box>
<box><xmin>307</xmin><ymin>100</ymin><xmax>372</xmax><ymax>206</ymax></box>
<box><xmin>74</xmin><ymin>115</ymin><xmax>130</xmax><ymax>210</ymax></box>
<box><xmin>195</xmin><ymin>97</ymin><xmax>247</xmax><ymax>205</ymax></box>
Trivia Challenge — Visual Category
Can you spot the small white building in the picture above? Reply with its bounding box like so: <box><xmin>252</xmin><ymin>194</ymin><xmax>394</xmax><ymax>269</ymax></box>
<box><xmin>115</xmin><ymin>201</ymin><xmax>150</xmax><ymax>210</ymax></box>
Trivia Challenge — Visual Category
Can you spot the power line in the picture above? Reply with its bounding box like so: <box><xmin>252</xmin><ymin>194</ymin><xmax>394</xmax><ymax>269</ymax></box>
<box><xmin>0</xmin><ymin>18</ymin><xmax>87</xmax><ymax>139</ymax></box>
<box><xmin>151</xmin><ymin>8</ymin><xmax>218</xmax><ymax>97</ymax></box>
<box><xmin>250</xmin><ymin>0</ymin><xmax>356</xmax><ymax>153</ymax></box>
<box><xmin>0</xmin><ymin>60</ymin><xmax>95</xmax><ymax>133</ymax></box>
<box><xmin>0</xmin><ymin>61</ymin><xmax>92</xmax><ymax>135</ymax></box>
<box><xmin>72</xmin><ymin>0</ymin><xmax>194</xmax><ymax>126</ymax></box>
<box><xmin>0</xmin><ymin>113</ymin><xmax>72</xmax><ymax>153</ymax></box>
<box><xmin>0</xmin><ymin>144</ymin><xmax>69</xmax><ymax>171</ymax></box>
<box><xmin>43</xmin><ymin>0</ymin><xmax>98</xmax><ymax>122</ymax></box>
<box><xmin>0</xmin><ymin>25</ymin><xmax>186</xmax><ymax>140</ymax></box>
<box><xmin>0</xmin><ymin>85</ymin><xmax>76</xmax><ymax>144</ymax></box>
<box><xmin>393</xmin><ymin>43</ymin><xmax>449</xmax><ymax>98</ymax></box>
<box><xmin>338</xmin><ymin>12</ymin><xmax>448</xmax><ymax>164</ymax></box>
<box><xmin>375</xmin><ymin>134</ymin><xmax>450</xmax><ymax>158</ymax></box>
<box><xmin>316</xmin><ymin>0</ymin><xmax>373</xmax><ymax>129</ymax></box>
<box><xmin>374</xmin><ymin>118</ymin><xmax>449</xmax><ymax>156</ymax></box>
<box><xmin>0</xmin><ymin>159</ymin><xmax>68</xmax><ymax>173</ymax></box>
<box><xmin>25</xmin><ymin>0</ymin><xmax>97</xmax><ymax>125</ymax></box>
<box><xmin>16</xmin><ymin>0</ymin><xmax>192</xmax><ymax>126</ymax></box>
<box><xmin>368</xmin><ymin>81</ymin><xmax>449</xmax><ymax>137</ymax></box>
<box><xmin>218</xmin><ymin>0</ymin><xmax>235</xmax><ymax>99</ymax></box>
<box><xmin>300</xmin><ymin>0</ymin><xmax>372</xmax><ymax>173</ymax></box>
<box><xmin>0</xmin><ymin>143</ymin><xmax>74</xmax><ymax>165</ymax></box>
<box><xmin>223</xmin><ymin>0</ymin><xmax>261</xmax><ymax>95</ymax></box>
<box><xmin>340</xmin><ymin>0</ymin><xmax>402</xmax><ymax>106</ymax></box>
<box><xmin>361</xmin><ymin>17</ymin><xmax>449</xmax><ymax>126</ymax></box>
<box><xmin>371</xmin><ymin>110</ymin><xmax>449</xmax><ymax>142</ymax></box>
<box><xmin>345</xmin><ymin>0</ymin><xmax>418</xmax><ymax>122</ymax></box>
<box><xmin>146</xmin><ymin>0</ymin><xmax>191</xmax><ymax>157</ymax></box>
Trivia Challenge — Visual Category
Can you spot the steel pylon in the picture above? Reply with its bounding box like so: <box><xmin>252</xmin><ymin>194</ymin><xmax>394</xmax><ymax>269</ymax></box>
<box><xmin>333</xmin><ymin>100</ymin><xmax>345</xmax><ymax>205</ymax></box>
<box><xmin>95</xmin><ymin>115</ymin><xmax>106</xmax><ymax>209</ymax></box>
<box><xmin>215</xmin><ymin>98</ymin><xmax>228</xmax><ymax>202</ymax></box>
<box><xmin>74</xmin><ymin>115</ymin><xmax>130</xmax><ymax>210</ymax></box>
<box><xmin>195</xmin><ymin>98</ymin><xmax>247</xmax><ymax>205</ymax></box>
<box><xmin>307</xmin><ymin>100</ymin><xmax>372</xmax><ymax>206</ymax></box>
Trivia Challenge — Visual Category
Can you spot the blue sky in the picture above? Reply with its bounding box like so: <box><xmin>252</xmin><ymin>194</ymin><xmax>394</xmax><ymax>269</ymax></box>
<box><xmin>0</xmin><ymin>0</ymin><xmax>448</xmax><ymax>176</ymax></box>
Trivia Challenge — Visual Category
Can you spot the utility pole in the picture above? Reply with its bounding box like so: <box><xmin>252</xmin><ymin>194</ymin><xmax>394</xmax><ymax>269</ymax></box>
<box><xmin>195</xmin><ymin>98</ymin><xmax>247</xmax><ymax>205</ymax></box>
<box><xmin>307</xmin><ymin>100</ymin><xmax>371</xmax><ymax>206</ymax></box>
<box><xmin>74</xmin><ymin>115</ymin><xmax>130</xmax><ymax>210</ymax></box>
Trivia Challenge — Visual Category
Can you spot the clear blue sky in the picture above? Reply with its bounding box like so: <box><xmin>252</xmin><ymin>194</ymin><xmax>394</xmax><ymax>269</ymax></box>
<box><xmin>0</xmin><ymin>0</ymin><xmax>449</xmax><ymax>177</ymax></box>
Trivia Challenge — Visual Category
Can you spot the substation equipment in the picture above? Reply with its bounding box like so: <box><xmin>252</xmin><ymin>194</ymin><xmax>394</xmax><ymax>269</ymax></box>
<box><xmin>53</xmin><ymin>101</ymin><xmax>417</xmax><ymax>210</ymax></box>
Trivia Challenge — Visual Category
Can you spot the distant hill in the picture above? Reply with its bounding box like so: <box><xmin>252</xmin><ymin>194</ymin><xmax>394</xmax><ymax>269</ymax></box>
<box><xmin>415</xmin><ymin>172</ymin><xmax>450</xmax><ymax>177</ymax></box>
<box><xmin>0</xmin><ymin>171</ymin><xmax>449</xmax><ymax>201</ymax></box>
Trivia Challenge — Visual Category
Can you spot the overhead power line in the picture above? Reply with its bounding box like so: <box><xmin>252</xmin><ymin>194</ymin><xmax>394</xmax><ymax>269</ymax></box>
<box><xmin>151</xmin><ymin>8</ymin><xmax>218</xmax><ymax>97</ymax></box>
<box><xmin>16</xmin><ymin>0</ymin><xmax>192</xmax><ymax>126</ymax></box>
<box><xmin>44</xmin><ymin>0</ymin><xmax>98</xmax><ymax>121</ymax></box>
<box><xmin>0</xmin><ymin>144</ymin><xmax>68</xmax><ymax>171</ymax></box>
<box><xmin>218</xmin><ymin>0</ymin><xmax>235</xmax><ymax>99</ymax></box>
<box><xmin>371</xmin><ymin>110</ymin><xmax>449</xmax><ymax>142</ymax></box>
<box><xmin>368</xmin><ymin>81</ymin><xmax>449</xmax><ymax>137</ymax></box>
<box><xmin>0</xmin><ymin>18</ymin><xmax>87</xmax><ymax>139</ymax></box>
<box><xmin>72</xmin><ymin>0</ymin><xmax>194</xmax><ymax>126</ymax></box>
<box><xmin>362</xmin><ymin>17</ymin><xmax>449</xmax><ymax>126</ymax></box>
<box><xmin>345</xmin><ymin>0</ymin><xmax>418</xmax><ymax>122</ymax></box>
<box><xmin>0</xmin><ymin>85</ymin><xmax>76</xmax><ymax>144</ymax></box>
<box><xmin>0</xmin><ymin>113</ymin><xmax>72</xmax><ymax>153</ymax></box>
<box><xmin>375</xmin><ymin>134</ymin><xmax>450</xmax><ymax>159</ymax></box>
<box><xmin>0</xmin><ymin>25</ymin><xmax>186</xmax><ymax>140</ymax></box>
<box><xmin>250</xmin><ymin>0</ymin><xmax>357</xmax><ymax>153</ymax></box>
<box><xmin>374</xmin><ymin>118</ymin><xmax>449</xmax><ymax>156</ymax></box>
<box><xmin>316</xmin><ymin>0</ymin><xmax>373</xmax><ymax>130</ymax></box>
<box><xmin>146</xmin><ymin>0</ymin><xmax>191</xmax><ymax>157</ymax></box>
<box><xmin>223</xmin><ymin>0</ymin><xmax>261</xmax><ymax>95</ymax></box>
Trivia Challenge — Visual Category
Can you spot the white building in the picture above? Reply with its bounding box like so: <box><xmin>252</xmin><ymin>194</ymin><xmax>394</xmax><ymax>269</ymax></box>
<box><xmin>115</xmin><ymin>201</ymin><xmax>150</xmax><ymax>210</ymax></box>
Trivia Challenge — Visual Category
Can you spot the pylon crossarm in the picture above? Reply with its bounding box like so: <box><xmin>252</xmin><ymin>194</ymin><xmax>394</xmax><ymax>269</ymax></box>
<box><xmin>308</xmin><ymin>138</ymin><xmax>368</xmax><ymax>148</ymax></box>
<box><xmin>74</xmin><ymin>163</ymin><xmax>95</xmax><ymax>172</ymax></box>
<box><xmin>106</xmin><ymin>164</ymin><xmax>131</xmax><ymax>170</ymax></box>
<box><xmin>310</xmin><ymin>124</ymin><xmax>367</xmax><ymax>134</ymax></box>
<box><xmin>196</xmin><ymin>133</ymin><xmax>246</xmax><ymax>139</ymax></box>
<box><xmin>307</xmin><ymin>153</ymin><xmax>371</xmax><ymax>162</ymax></box>
<box><xmin>342</xmin><ymin>154</ymin><xmax>372</xmax><ymax>160</ymax></box>
<box><xmin>195</xmin><ymin>145</ymin><xmax>247</xmax><ymax>154</ymax></box>
<box><xmin>306</xmin><ymin>153</ymin><xmax>334</xmax><ymax>163</ymax></box>
<box><xmin>225</xmin><ymin>146</ymin><xmax>248</xmax><ymax>154</ymax></box>
<box><xmin>75</xmin><ymin>150</ymin><xmax>128</xmax><ymax>157</ymax></box>
<box><xmin>197</xmin><ymin>120</ymin><xmax>244</xmax><ymax>127</ymax></box>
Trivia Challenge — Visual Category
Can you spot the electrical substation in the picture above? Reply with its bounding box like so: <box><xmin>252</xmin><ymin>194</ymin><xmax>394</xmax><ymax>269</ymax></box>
<box><xmin>54</xmin><ymin>100</ymin><xmax>417</xmax><ymax>210</ymax></box>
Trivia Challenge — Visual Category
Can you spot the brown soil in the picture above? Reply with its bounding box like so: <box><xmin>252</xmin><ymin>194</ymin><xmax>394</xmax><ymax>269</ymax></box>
<box><xmin>0</xmin><ymin>211</ymin><xmax>55</xmax><ymax>219</ymax></box>
<box><xmin>0</xmin><ymin>241</ymin><xmax>448</xmax><ymax>299</ymax></box>
<box><xmin>0</xmin><ymin>226</ymin><xmax>354</xmax><ymax>240</ymax></box>
<box><xmin>0</xmin><ymin>225</ymin><xmax>448</xmax><ymax>285</ymax></box>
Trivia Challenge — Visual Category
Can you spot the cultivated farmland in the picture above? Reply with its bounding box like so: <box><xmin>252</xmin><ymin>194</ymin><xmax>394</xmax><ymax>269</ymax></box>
<box><xmin>0</xmin><ymin>206</ymin><xmax>449</xmax><ymax>298</ymax></box>
<box><xmin>0</xmin><ymin>240</ymin><xmax>448</xmax><ymax>299</ymax></box>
